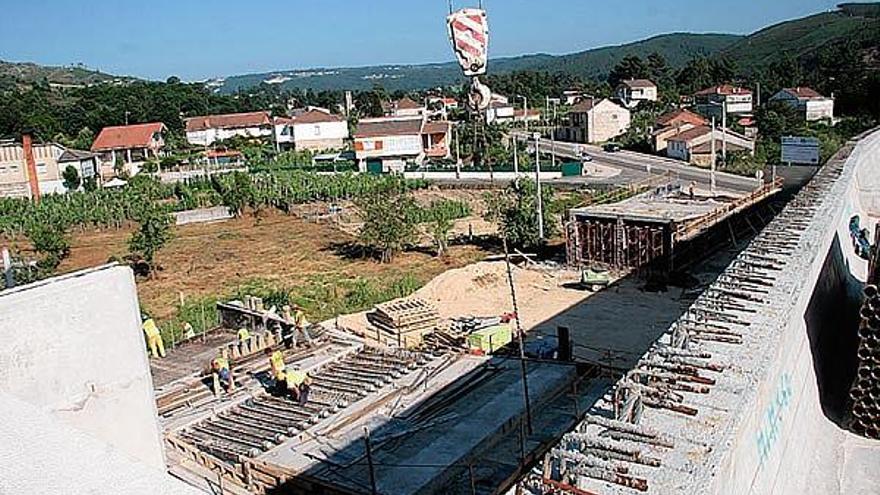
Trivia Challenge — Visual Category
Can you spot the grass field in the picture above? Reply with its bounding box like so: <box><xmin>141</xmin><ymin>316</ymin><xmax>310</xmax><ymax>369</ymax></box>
<box><xmin>50</xmin><ymin>207</ymin><xmax>491</xmax><ymax>341</ymax></box>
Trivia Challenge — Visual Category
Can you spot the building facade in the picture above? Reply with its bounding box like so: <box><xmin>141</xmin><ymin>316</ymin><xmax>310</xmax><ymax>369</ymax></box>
<box><xmin>694</xmin><ymin>85</ymin><xmax>754</xmax><ymax>118</ymax></box>
<box><xmin>185</xmin><ymin>112</ymin><xmax>273</xmax><ymax>147</ymax></box>
<box><xmin>653</xmin><ymin>109</ymin><xmax>709</xmax><ymax>153</ymax></box>
<box><xmin>354</xmin><ymin>117</ymin><xmax>452</xmax><ymax>172</ymax></box>
<box><xmin>666</xmin><ymin>126</ymin><xmax>755</xmax><ymax>165</ymax></box>
<box><xmin>769</xmin><ymin>87</ymin><xmax>835</xmax><ymax>122</ymax></box>
<box><xmin>615</xmin><ymin>79</ymin><xmax>658</xmax><ymax>108</ymax></box>
<box><xmin>561</xmin><ymin>98</ymin><xmax>631</xmax><ymax>144</ymax></box>
<box><xmin>91</xmin><ymin>123</ymin><xmax>166</xmax><ymax>178</ymax></box>
<box><xmin>273</xmin><ymin>109</ymin><xmax>349</xmax><ymax>151</ymax></box>
<box><xmin>0</xmin><ymin>141</ymin><xmax>97</xmax><ymax>198</ymax></box>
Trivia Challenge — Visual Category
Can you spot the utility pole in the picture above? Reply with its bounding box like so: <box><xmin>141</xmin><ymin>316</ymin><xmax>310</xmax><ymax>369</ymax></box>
<box><xmin>721</xmin><ymin>100</ymin><xmax>728</xmax><ymax>163</ymax></box>
<box><xmin>710</xmin><ymin>117</ymin><xmax>717</xmax><ymax>195</ymax></box>
<box><xmin>125</xmin><ymin>111</ymin><xmax>130</xmax><ymax>126</ymax></box>
<box><xmin>512</xmin><ymin>135</ymin><xmax>519</xmax><ymax>175</ymax></box>
<box><xmin>502</xmin><ymin>237</ymin><xmax>533</xmax><ymax>435</ymax></box>
<box><xmin>519</xmin><ymin>96</ymin><xmax>529</xmax><ymax>134</ymax></box>
<box><xmin>534</xmin><ymin>132</ymin><xmax>544</xmax><ymax>240</ymax></box>
<box><xmin>455</xmin><ymin>124</ymin><xmax>462</xmax><ymax>180</ymax></box>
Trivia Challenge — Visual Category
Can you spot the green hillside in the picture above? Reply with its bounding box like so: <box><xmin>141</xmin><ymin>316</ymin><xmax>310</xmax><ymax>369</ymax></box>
<box><xmin>501</xmin><ymin>33</ymin><xmax>741</xmax><ymax>80</ymax></box>
<box><xmin>722</xmin><ymin>9</ymin><xmax>880</xmax><ymax>73</ymax></box>
<box><xmin>217</xmin><ymin>33</ymin><xmax>741</xmax><ymax>93</ymax></box>
<box><xmin>0</xmin><ymin>60</ymin><xmax>130</xmax><ymax>86</ymax></box>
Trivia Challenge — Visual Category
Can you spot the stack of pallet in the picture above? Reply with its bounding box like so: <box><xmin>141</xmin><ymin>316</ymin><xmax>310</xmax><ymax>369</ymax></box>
<box><xmin>367</xmin><ymin>298</ymin><xmax>440</xmax><ymax>349</ymax></box>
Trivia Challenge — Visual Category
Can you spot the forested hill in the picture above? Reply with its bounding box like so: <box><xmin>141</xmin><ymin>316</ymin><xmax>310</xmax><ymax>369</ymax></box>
<box><xmin>720</xmin><ymin>7</ymin><xmax>880</xmax><ymax>74</ymax></box>
<box><xmin>215</xmin><ymin>33</ymin><xmax>741</xmax><ymax>93</ymax></box>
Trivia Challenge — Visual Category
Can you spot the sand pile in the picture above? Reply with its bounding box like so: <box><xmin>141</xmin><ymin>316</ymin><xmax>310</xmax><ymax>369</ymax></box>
<box><xmin>334</xmin><ymin>261</ymin><xmax>589</xmax><ymax>336</ymax></box>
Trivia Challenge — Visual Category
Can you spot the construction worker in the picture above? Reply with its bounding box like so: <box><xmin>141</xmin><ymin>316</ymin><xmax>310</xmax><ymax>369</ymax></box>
<box><xmin>183</xmin><ymin>322</ymin><xmax>196</xmax><ymax>340</ymax></box>
<box><xmin>211</xmin><ymin>351</ymin><xmax>235</xmax><ymax>396</ymax></box>
<box><xmin>142</xmin><ymin>315</ymin><xmax>166</xmax><ymax>359</ymax></box>
<box><xmin>265</xmin><ymin>348</ymin><xmax>287</xmax><ymax>395</ymax></box>
<box><xmin>285</xmin><ymin>365</ymin><xmax>311</xmax><ymax>405</ymax></box>
<box><xmin>292</xmin><ymin>304</ymin><xmax>313</xmax><ymax>347</ymax></box>
<box><xmin>237</xmin><ymin>327</ymin><xmax>251</xmax><ymax>343</ymax></box>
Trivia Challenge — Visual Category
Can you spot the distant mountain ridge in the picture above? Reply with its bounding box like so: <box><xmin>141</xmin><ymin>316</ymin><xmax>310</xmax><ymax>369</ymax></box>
<box><xmin>215</xmin><ymin>33</ymin><xmax>742</xmax><ymax>93</ymax></box>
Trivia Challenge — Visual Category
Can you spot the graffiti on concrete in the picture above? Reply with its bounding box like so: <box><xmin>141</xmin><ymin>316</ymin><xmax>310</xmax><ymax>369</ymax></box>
<box><xmin>756</xmin><ymin>372</ymin><xmax>793</xmax><ymax>467</ymax></box>
<box><xmin>849</xmin><ymin>215</ymin><xmax>872</xmax><ymax>260</ymax></box>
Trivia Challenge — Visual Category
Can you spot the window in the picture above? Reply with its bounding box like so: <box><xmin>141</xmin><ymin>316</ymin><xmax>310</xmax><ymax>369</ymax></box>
<box><xmin>313</xmin><ymin>125</ymin><xmax>321</xmax><ymax>136</ymax></box>
<box><xmin>37</xmin><ymin>162</ymin><xmax>47</xmax><ymax>174</ymax></box>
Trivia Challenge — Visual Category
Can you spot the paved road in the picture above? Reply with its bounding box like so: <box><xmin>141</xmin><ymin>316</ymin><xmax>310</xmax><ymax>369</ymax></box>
<box><xmin>512</xmin><ymin>131</ymin><xmax>761</xmax><ymax>194</ymax></box>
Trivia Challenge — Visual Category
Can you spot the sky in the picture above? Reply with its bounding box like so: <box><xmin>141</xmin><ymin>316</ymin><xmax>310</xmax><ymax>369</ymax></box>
<box><xmin>0</xmin><ymin>0</ymin><xmax>842</xmax><ymax>81</ymax></box>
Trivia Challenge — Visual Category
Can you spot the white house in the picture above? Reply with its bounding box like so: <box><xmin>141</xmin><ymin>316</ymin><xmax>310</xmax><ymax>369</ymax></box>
<box><xmin>274</xmin><ymin>108</ymin><xmax>349</xmax><ymax>151</ymax></box>
<box><xmin>560</xmin><ymin>98</ymin><xmax>631</xmax><ymax>144</ymax></box>
<box><xmin>769</xmin><ymin>87</ymin><xmax>835</xmax><ymax>122</ymax></box>
<box><xmin>185</xmin><ymin>111</ymin><xmax>273</xmax><ymax>147</ymax></box>
<box><xmin>354</xmin><ymin>117</ymin><xmax>425</xmax><ymax>173</ymax></box>
<box><xmin>694</xmin><ymin>85</ymin><xmax>753</xmax><ymax>118</ymax></box>
<box><xmin>353</xmin><ymin>116</ymin><xmax>452</xmax><ymax>172</ymax></box>
<box><xmin>615</xmin><ymin>79</ymin><xmax>658</xmax><ymax>108</ymax></box>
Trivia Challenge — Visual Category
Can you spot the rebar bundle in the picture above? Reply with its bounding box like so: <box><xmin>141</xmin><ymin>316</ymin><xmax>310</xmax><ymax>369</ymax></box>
<box><xmin>850</xmin><ymin>284</ymin><xmax>880</xmax><ymax>440</ymax></box>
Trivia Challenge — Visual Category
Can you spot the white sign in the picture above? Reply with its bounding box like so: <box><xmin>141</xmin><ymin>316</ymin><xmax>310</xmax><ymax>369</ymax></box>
<box><xmin>781</xmin><ymin>136</ymin><xmax>820</xmax><ymax>165</ymax></box>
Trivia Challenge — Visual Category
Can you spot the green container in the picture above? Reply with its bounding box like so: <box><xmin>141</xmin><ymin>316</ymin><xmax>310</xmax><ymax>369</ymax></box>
<box><xmin>468</xmin><ymin>324</ymin><xmax>513</xmax><ymax>354</ymax></box>
<box><xmin>562</xmin><ymin>162</ymin><xmax>583</xmax><ymax>177</ymax></box>
<box><xmin>366</xmin><ymin>159</ymin><xmax>383</xmax><ymax>175</ymax></box>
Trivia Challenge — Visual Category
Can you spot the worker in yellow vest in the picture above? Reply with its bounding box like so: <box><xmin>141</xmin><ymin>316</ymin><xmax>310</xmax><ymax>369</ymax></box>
<box><xmin>292</xmin><ymin>304</ymin><xmax>313</xmax><ymax>347</ymax></box>
<box><xmin>141</xmin><ymin>315</ymin><xmax>166</xmax><ymax>359</ymax></box>
<box><xmin>285</xmin><ymin>365</ymin><xmax>311</xmax><ymax>405</ymax></box>
<box><xmin>265</xmin><ymin>348</ymin><xmax>287</xmax><ymax>395</ymax></box>
<box><xmin>237</xmin><ymin>327</ymin><xmax>251</xmax><ymax>343</ymax></box>
<box><xmin>211</xmin><ymin>351</ymin><xmax>235</xmax><ymax>396</ymax></box>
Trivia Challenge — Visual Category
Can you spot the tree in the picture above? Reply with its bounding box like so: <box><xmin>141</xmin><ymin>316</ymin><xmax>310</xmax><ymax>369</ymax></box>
<box><xmin>220</xmin><ymin>171</ymin><xmax>254</xmax><ymax>217</ymax></box>
<box><xmin>609</xmin><ymin>55</ymin><xmax>650</xmax><ymax>87</ymax></box>
<box><xmin>429</xmin><ymin>215</ymin><xmax>454</xmax><ymax>257</ymax></box>
<box><xmin>484</xmin><ymin>178</ymin><xmax>555</xmax><ymax>250</ymax></box>
<box><xmin>128</xmin><ymin>205</ymin><xmax>173</xmax><ymax>276</ymax></box>
<box><xmin>25</xmin><ymin>223</ymin><xmax>70</xmax><ymax>273</ymax></box>
<box><xmin>356</xmin><ymin>189</ymin><xmax>418</xmax><ymax>263</ymax></box>
<box><xmin>62</xmin><ymin>165</ymin><xmax>81</xmax><ymax>191</ymax></box>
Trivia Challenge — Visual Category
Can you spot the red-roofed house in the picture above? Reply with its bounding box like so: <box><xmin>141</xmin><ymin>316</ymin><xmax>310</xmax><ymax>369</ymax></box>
<box><xmin>185</xmin><ymin>111</ymin><xmax>273</xmax><ymax>146</ymax></box>
<box><xmin>666</xmin><ymin>125</ymin><xmax>754</xmax><ymax>166</ymax></box>
<box><xmin>653</xmin><ymin>109</ymin><xmax>709</xmax><ymax>153</ymax></box>
<box><xmin>385</xmin><ymin>97</ymin><xmax>426</xmax><ymax>118</ymax></box>
<box><xmin>273</xmin><ymin>108</ymin><xmax>349</xmax><ymax>151</ymax></box>
<box><xmin>615</xmin><ymin>79</ymin><xmax>658</xmax><ymax>108</ymax></box>
<box><xmin>769</xmin><ymin>87</ymin><xmax>835</xmax><ymax>122</ymax></box>
<box><xmin>694</xmin><ymin>85</ymin><xmax>753</xmax><ymax>117</ymax></box>
<box><xmin>354</xmin><ymin>117</ymin><xmax>452</xmax><ymax>172</ymax></box>
<box><xmin>91</xmin><ymin>123</ymin><xmax>166</xmax><ymax>177</ymax></box>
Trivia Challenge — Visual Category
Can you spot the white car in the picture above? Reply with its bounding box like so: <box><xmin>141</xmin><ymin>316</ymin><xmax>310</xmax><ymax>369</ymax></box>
<box><xmin>580</xmin><ymin>150</ymin><xmax>593</xmax><ymax>162</ymax></box>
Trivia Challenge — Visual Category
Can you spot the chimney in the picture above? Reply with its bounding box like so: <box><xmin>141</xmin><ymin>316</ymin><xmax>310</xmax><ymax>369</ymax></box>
<box><xmin>22</xmin><ymin>133</ymin><xmax>41</xmax><ymax>202</ymax></box>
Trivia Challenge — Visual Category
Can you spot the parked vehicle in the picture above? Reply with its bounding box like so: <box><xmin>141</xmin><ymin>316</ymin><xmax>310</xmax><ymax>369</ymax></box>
<box><xmin>580</xmin><ymin>150</ymin><xmax>594</xmax><ymax>162</ymax></box>
<box><xmin>603</xmin><ymin>143</ymin><xmax>622</xmax><ymax>152</ymax></box>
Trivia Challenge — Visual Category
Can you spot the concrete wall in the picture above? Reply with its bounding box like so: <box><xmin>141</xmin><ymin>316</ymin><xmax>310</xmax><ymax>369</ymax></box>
<box><xmin>0</xmin><ymin>265</ymin><xmax>167</xmax><ymax>470</ymax></box>
<box><xmin>706</xmin><ymin>130</ymin><xmax>880</xmax><ymax>495</ymax></box>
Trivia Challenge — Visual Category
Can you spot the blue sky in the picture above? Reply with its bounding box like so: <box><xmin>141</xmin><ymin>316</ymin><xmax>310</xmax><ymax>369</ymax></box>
<box><xmin>0</xmin><ymin>0</ymin><xmax>840</xmax><ymax>81</ymax></box>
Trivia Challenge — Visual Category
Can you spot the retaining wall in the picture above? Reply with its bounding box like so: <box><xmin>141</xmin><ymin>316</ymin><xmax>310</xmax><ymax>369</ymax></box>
<box><xmin>0</xmin><ymin>265</ymin><xmax>167</xmax><ymax>469</ymax></box>
<box><xmin>708</xmin><ymin>130</ymin><xmax>880</xmax><ymax>494</ymax></box>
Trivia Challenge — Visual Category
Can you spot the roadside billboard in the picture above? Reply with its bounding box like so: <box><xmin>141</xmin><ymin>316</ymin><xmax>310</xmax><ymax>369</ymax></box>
<box><xmin>781</xmin><ymin>136</ymin><xmax>820</xmax><ymax>165</ymax></box>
